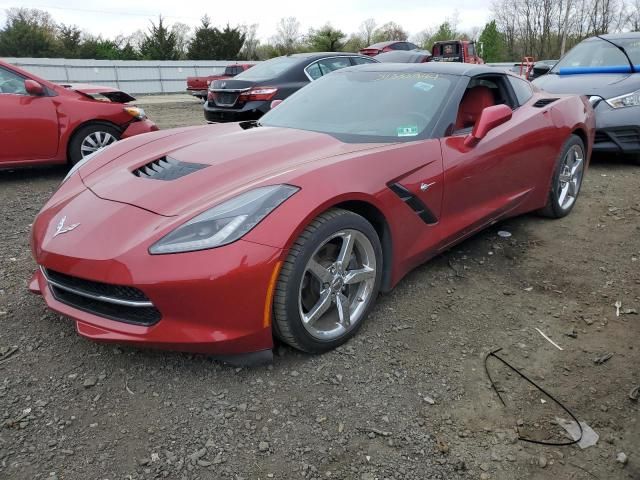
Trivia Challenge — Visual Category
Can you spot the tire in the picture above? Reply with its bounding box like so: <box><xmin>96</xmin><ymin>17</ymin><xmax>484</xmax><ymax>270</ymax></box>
<box><xmin>538</xmin><ymin>134</ymin><xmax>586</xmax><ymax>218</ymax></box>
<box><xmin>273</xmin><ymin>208</ymin><xmax>383</xmax><ymax>353</ymax></box>
<box><xmin>68</xmin><ymin>123</ymin><xmax>121</xmax><ymax>165</ymax></box>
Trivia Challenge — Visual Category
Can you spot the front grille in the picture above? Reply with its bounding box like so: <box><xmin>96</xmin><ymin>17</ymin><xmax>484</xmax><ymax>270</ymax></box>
<box><xmin>214</xmin><ymin>92</ymin><xmax>239</xmax><ymax>107</ymax></box>
<box><xmin>133</xmin><ymin>157</ymin><xmax>208</xmax><ymax>181</ymax></box>
<box><xmin>43</xmin><ymin>268</ymin><xmax>161</xmax><ymax>326</ymax></box>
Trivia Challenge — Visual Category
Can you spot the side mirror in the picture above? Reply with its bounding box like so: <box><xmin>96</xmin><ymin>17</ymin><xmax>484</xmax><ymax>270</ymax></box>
<box><xmin>464</xmin><ymin>104</ymin><xmax>512</xmax><ymax>147</ymax></box>
<box><xmin>24</xmin><ymin>79</ymin><xmax>45</xmax><ymax>96</ymax></box>
<box><xmin>270</xmin><ymin>99</ymin><xmax>283</xmax><ymax>109</ymax></box>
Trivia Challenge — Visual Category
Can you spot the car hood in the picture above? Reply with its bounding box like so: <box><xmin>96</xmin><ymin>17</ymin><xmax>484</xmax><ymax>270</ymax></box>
<box><xmin>59</xmin><ymin>83</ymin><xmax>136</xmax><ymax>103</ymax></box>
<box><xmin>533</xmin><ymin>72</ymin><xmax>640</xmax><ymax>98</ymax></box>
<box><xmin>80</xmin><ymin>123</ymin><xmax>384</xmax><ymax>217</ymax></box>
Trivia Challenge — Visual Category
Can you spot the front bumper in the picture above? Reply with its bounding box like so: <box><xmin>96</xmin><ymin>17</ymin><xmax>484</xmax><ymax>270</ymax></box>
<box><xmin>203</xmin><ymin>100</ymin><xmax>269</xmax><ymax>123</ymax></box>
<box><xmin>121</xmin><ymin>119</ymin><xmax>159</xmax><ymax>139</ymax></box>
<box><xmin>592</xmin><ymin>102</ymin><xmax>640</xmax><ymax>154</ymax></box>
<box><xmin>30</xmin><ymin>187</ymin><xmax>283</xmax><ymax>356</ymax></box>
<box><xmin>188</xmin><ymin>89</ymin><xmax>207</xmax><ymax>98</ymax></box>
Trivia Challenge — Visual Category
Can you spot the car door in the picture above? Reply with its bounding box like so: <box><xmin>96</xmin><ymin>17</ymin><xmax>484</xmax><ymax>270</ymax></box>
<box><xmin>0</xmin><ymin>66</ymin><xmax>59</xmax><ymax>163</ymax></box>
<box><xmin>437</xmin><ymin>74</ymin><xmax>554</xmax><ymax>250</ymax></box>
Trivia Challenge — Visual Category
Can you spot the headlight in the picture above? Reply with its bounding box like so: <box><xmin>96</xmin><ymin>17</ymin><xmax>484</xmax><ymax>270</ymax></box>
<box><xmin>124</xmin><ymin>106</ymin><xmax>146</xmax><ymax>119</ymax></box>
<box><xmin>62</xmin><ymin>150</ymin><xmax>100</xmax><ymax>184</ymax></box>
<box><xmin>149</xmin><ymin>185</ymin><xmax>299</xmax><ymax>254</ymax></box>
<box><xmin>606</xmin><ymin>90</ymin><xmax>640</xmax><ymax>108</ymax></box>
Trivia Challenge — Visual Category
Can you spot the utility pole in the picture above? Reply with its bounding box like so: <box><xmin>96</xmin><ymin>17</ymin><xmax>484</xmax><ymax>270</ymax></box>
<box><xmin>560</xmin><ymin>0</ymin><xmax>573</xmax><ymax>56</ymax></box>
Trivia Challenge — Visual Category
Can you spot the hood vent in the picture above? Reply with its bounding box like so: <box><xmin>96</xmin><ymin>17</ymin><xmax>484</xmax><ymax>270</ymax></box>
<box><xmin>533</xmin><ymin>98</ymin><xmax>559</xmax><ymax>108</ymax></box>
<box><xmin>132</xmin><ymin>157</ymin><xmax>208</xmax><ymax>181</ymax></box>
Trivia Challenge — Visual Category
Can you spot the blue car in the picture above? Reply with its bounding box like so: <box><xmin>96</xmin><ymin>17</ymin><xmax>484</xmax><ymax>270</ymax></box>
<box><xmin>534</xmin><ymin>33</ymin><xmax>640</xmax><ymax>161</ymax></box>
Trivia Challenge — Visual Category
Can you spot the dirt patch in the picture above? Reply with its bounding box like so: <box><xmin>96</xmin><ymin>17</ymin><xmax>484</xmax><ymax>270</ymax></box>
<box><xmin>0</xmin><ymin>99</ymin><xmax>638</xmax><ymax>480</ymax></box>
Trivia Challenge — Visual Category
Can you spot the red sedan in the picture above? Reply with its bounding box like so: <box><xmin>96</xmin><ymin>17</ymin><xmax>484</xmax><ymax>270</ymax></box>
<box><xmin>0</xmin><ymin>60</ymin><xmax>158</xmax><ymax>168</ymax></box>
<box><xmin>29</xmin><ymin>63</ymin><xmax>594</xmax><ymax>363</ymax></box>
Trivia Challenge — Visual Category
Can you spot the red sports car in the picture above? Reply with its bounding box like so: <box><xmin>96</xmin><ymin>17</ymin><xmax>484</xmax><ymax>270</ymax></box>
<box><xmin>0</xmin><ymin>60</ymin><xmax>158</xmax><ymax>169</ymax></box>
<box><xmin>29</xmin><ymin>64</ymin><xmax>594</xmax><ymax>363</ymax></box>
<box><xmin>359</xmin><ymin>40</ymin><xmax>419</xmax><ymax>56</ymax></box>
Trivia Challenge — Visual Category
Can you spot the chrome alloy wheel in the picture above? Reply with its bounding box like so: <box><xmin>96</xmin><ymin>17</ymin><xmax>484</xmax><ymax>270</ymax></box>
<box><xmin>298</xmin><ymin>229</ymin><xmax>377</xmax><ymax>340</ymax></box>
<box><xmin>80</xmin><ymin>131</ymin><xmax>117</xmax><ymax>157</ymax></box>
<box><xmin>557</xmin><ymin>144</ymin><xmax>585</xmax><ymax>210</ymax></box>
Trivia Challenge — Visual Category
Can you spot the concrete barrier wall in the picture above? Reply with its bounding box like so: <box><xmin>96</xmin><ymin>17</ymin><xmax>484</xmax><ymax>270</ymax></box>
<box><xmin>2</xmin><ymin>58</ymin><xmax>254</xmax><ymax>94</ymax></box>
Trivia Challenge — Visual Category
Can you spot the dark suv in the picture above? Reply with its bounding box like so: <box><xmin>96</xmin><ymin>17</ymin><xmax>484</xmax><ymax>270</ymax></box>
<box><xmin>203</xmin><ymin>52</ymin><xmax>378</xmax><ymax>123</ymax></box>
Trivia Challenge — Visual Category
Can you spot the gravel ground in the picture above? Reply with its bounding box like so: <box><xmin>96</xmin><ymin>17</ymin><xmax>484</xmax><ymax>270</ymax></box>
<box><xmin>0</xmin><ymin>96</ymin><xmax>638</xmax><ymax>480</ymax></box>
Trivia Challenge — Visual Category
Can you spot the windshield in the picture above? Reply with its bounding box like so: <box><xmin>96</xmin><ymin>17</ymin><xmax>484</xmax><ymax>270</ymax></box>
<box><xmin>553</xmin><ymin>37</ymin><xmax>640</xmax><ymax>71</ymax></box>
<box><xmin>235</xmin><ymin>56</ymin><xmax>298</xmax><ymax>81</ymax></box>
<box><xmin>260</xmin><ymin>70</ymin><xmax>457</xmax><ymax>142</ymax></box>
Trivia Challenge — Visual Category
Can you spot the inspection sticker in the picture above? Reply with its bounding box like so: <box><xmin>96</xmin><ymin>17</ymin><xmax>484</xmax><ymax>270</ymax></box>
<box><xmin>413</xmin><ymin>81</ymin><xmax>434</xmax><ymax>92</ymax></box>
<box><xmin>397</xmin><ymin>125</ymin><xmax>419</xmax><ymax>137</ymax></box>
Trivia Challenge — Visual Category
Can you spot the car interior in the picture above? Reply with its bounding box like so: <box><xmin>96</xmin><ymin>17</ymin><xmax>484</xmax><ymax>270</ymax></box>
<box><xmin>0</xmin><ymin>67</ymin><xmax>27</xmax><ymax>95</ymax></box>
<box><xmin>454</xmin><ymin>75</ymin><xmax>514</xmax><ymax>132</ymax></box>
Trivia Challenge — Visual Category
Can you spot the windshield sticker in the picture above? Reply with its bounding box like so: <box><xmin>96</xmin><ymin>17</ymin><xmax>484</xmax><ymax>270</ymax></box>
<box><xmin>376</xmin><ymin>72</ymin><xmax>440</xmax><ymax>81</ymax></box>
<box><xmin>414</xmin><ymin>81</ymin><xmax>434</xmax><ymax>92</ymax></box>
<box><xmin>397</xmin><ymin>125</ymin><xmax>419</xmax><ymax>137</ymax></box>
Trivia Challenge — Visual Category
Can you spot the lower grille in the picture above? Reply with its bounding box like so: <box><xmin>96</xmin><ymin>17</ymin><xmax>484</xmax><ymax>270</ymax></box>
<box><xmin>595</xmin><ymin>128</ymin><xmax>640</xmax><ymax>146</ymax></box>
<box><xmin>42</xmin><ymin>268</ymin><xmax>161</xmax><ymax>326</ymax></box>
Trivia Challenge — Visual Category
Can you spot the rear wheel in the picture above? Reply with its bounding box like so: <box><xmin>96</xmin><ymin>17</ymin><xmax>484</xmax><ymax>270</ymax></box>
<box><xmin>68</xmin><ymin>123</ymin><xmax>120</xmax><ymax>165</ymax></box>
<box><xmin>273</xmin><ymin>209</ymin><xmax>383</xmax><ymax>353</ymax></box>
<box><xmin>538</xmin><ymin>134</ymin><xmax>586</xmax><ymax>218</ymax></box>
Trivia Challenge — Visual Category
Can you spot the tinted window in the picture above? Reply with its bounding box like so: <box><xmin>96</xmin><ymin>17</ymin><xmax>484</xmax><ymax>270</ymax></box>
<box><xmin>305</xmin><ymin>62</ymin><xmax>323</xmax><ymax>80</ymax></box>
<box><xmin>236</xmin><ymin>56</ymin><xmax>299</xmax><ymax>80</ymax></box>
<box><xmin>468</xmin><ymin>43</ymin><xmax>476</xmax><ymax>57</ymax></box>
<box><xmin>317</xmin><ymin>57</ymin><xmax>352</xmax><ymax>74</ymax></box>
<box><xmin>508</xmin><ymin>76</ymin><xmax>533</xmax><ymax>105</ymax></box>
<box><xmin>352</xmin><ymin>56</ymin><xmax>378</xmax><ymax>65</ymax></box>
<box><xmin>389</xmin><ymin>43</ymin><xmax>404</xmax><ymax>51</ymax></box>
<box><xmin>0</xmin><ymin>67</ymin><xmax>27</xmax><ymax>95</ymax></box>
<box><xmin>261</xmin><ymin>70</ymin><xmax>456</xmax><ymax>142</ymax></box>
<box><xmin>554</xmin><ymin>37</ymin><xmax>640</xmax><ymax>70</ymax></box>
<box><xmin>407</xmin><ymin>42</ymin><xmax>418</xmax><ymax>50</ymax></box>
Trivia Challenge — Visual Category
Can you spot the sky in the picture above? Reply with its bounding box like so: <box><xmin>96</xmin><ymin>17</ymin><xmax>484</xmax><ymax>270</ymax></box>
<box><xmin>0</xmin><ymin>0</ymin><xmax>493</xmax><ymax>41</ymax></box>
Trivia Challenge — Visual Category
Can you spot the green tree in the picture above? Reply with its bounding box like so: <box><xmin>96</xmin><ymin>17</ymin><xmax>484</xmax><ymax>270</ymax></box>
<box><xmin>478</xmin><ymin>20</ymin><xmax>505</xmax><ymax>62</ymax></box>
<box><xmin>187</xmin><ymin>17</ymin><xmax>245</xmax><ymax>60</ymax></box>
<box><xmin>187</xmin><ymin>16</ymin><xmax>219</xmax><ymax>59</ymax></box>
<box><xmin>216</xmin><ymin>23</ymin><xmax>246</xmax><ymax>59</ymax></box>
<box><xmin>77</xmin><ymin>36</ymin><xmax>122</xmax><ymax>59</ymax></box>
<box><xmin>372</xmin><ymin>22</ymin><xmax>408</xmax><ymax>43</ymax></box>
<box><xmin>306</xmin><ymin>24</ymin><xmax>346</xmax><ymax>51</ymax></box>
<box><xmin>0</xmin><ymin>8</ymin><xmax>58</xmax><ymax>57</ymax></box>
<box><xmin>139</xmin><ymin>16</ymin><xmax>180</xmax><ymax>60</ymax></box>
<box><xmin>57</xmin><ymin>24</ymin><xmax>82</xmax><ymax>58</ymax></box>
<box><xmin>430</xmin><ymin>21</ymin><xmax>458</xmax><ymax>43</ymax></box>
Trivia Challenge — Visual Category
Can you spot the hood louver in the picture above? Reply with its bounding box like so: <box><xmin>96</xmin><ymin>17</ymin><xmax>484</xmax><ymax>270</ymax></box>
<box><xmin>533</xmin><ymin>98</ymin><xmax>559</xmax><ymax>108</ymax></box>
<box><xmin>132</xmin><ymin>157</ymin><xmax>208</xmax><ymax>181</ymax></box>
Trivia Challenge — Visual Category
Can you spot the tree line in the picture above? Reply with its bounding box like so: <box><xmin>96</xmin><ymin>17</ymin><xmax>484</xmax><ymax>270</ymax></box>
<box><xmin>1</xmin><ymin>5</ymin><xmax>638</xmax><ymax>62</ymax></box>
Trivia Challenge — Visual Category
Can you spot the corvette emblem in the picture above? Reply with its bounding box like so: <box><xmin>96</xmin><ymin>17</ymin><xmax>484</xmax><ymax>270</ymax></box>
<box><xmin>54</xmin><ymin>216</ymin><xmax>80</xmax><ymax>237</ymax></box>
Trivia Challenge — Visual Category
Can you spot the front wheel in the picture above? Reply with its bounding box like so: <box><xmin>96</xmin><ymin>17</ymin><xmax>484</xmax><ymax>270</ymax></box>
<box><xmin>273</xmin><ymin>209</ymin><xmax>383</xmax><ymax>353</ymax></box>
<box><xmin>68</xmin><ymin>123</ymin><xmax>120</xmax><ymax>165</ymax></box>
<box><xmin>538</xmin><ymin>134</ymin><xmax>586</xmax><ymax>218</ymax></box>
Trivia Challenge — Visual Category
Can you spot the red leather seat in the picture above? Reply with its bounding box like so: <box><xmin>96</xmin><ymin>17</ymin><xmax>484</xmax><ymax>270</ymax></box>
<box><xmin>455</xmin><ymin>86</ymin><xmax>495</xmax><ymax>130</ymax></box>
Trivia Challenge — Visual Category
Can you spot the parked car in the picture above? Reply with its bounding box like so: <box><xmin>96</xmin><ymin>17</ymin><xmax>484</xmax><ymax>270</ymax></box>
<box><xmin>203</xmin><ymin>52</ymin><xmax>378</xmax><ymax>123</ymax></box>
<box><xmin>0</xmin><ymin>60</ymin><xmax>158</xmax><ymax>168</ymax></box>
<box><xmin>186</xmin><ymin>63</ymin><xmax>253</xmax><ymax>100</ymax></box>
<box><xmin>359</xmin><ymin>41</ymin><xmax>419</xmax><ymax>56</ymax></box>
<box><xmin>528</xmin><ymin>59</ymin><xmax>557</xmax><ymax>80</ymax></box>
<box><xmin>534</xmin><ymin>33</ymin><xmax>640</xmax><ymax>161</ymax></box>
<box><xmin>376</xmin><ymin>50</ymin><xmax>432</xmax><ymax>63</ymax></box>
<box><xmin>428</xmin><ymin>40</ymin><xmax>484</xmax><ymax>63</ymax></box>
<box><xmin>30</xmin><ymin>63</ymin><xmax>594</xmax><ymax>362</ymax></box>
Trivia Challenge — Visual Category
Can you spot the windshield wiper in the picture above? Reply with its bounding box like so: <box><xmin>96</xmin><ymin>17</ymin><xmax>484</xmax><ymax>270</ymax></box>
<box><xmin>596</xmin><ymin>35</ymin><xmax>636</xmax><ymax>73</ymax></box>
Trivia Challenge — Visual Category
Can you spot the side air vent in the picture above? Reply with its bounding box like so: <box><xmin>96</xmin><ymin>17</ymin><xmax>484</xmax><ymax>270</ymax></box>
<box><xmin>533</xmin><ymin>98</ymin><xmax>559</xmax><ymax>108</ymax></box>
<box><xmin>388</xmin><ymin>183</ymin><xmax>438</xmax><ymax>225</ymax></box>
<box><xmin>133</xmin><ymin>157</ymin><xmax>208</xmax><ymax>181</ymax></box>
